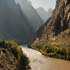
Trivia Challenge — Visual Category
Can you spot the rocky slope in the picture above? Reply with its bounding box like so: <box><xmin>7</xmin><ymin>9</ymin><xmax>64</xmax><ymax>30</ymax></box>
<box><xmin>32</xmin><ymin>0</ymin><xmax>70</xmax><ymax>59</ymax></box>
<box><xmin>33</xmin><ymin>0</ymin><xmax>70</xmax><ymax>46</ymax></box>
<box><xmin>0</xmin><ymin>41</ymin><xmax>30</xmax><ymax>70</ymax></box>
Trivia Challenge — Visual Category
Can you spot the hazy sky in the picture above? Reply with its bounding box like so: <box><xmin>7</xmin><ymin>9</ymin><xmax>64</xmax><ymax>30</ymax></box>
<box><xmin>28</xmin><ymin>0</ymin><xmax>56</xmax><ymax>11</ymax></box>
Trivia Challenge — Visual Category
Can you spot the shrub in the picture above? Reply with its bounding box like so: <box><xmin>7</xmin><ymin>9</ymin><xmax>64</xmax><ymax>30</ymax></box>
<box><xmin>32</xmin><ymin>43</ymin><xmax>70</xmax><ymax>60</ymax></box>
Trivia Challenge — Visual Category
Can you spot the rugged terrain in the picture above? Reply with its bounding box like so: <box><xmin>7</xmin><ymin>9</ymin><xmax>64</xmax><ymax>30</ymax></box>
<box><xmin>0</xmin><ymin>41</ymin><xmax>30</xmax><ymax>70</ymax></box>
<box><xmin>32</xmin><ymin>0</ymin><xmax>70</xmax><ymax>59</ymax></box>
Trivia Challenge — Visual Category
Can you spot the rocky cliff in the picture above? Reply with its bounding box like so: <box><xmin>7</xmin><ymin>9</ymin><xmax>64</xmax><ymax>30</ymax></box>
<box><xmin>32</xmin><ymin>0</ymin><xmax>70</xmax><ymax>59</ymax></box>
<box><xmin>33</xmin><ymin>0</ymin><xmax>70</xmax><ymax>46</ymax></box>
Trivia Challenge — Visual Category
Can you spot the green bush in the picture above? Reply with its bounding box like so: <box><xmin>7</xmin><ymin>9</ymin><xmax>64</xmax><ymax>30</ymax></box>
<box><xmin>46</xmin><ymin>45</ymin><xmax>70</xmax><ymax>60</ymax></box>
<box><xmin>32</xmin><ymin>43</ymin><xmax>70</xmax><ymax>60</ymax></box>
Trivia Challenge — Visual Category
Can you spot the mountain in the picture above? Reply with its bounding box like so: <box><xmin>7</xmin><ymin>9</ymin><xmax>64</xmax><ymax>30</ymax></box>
<box><xmin>32</xmin><ymin>0</ymin><xmax>70</xmax><ymax>59</ymax></box>
<box><xmin>0</xmin><ymin>0</ymin><xmax>43</xmax><ymax>44</ymax></box>
<box><xmin>36</xmin><ymin>7</ymin><xmax>53</xmax><ymax>22</ymax></box>
<box><xmin>16</xmin><ymin>0</ymin><xmax>43</xmax><ymax>32</ymax></box>
<box><xmin>33</xmin><ymin>0</ymin><xmax>70</xmax><ymax>46</ymax></box>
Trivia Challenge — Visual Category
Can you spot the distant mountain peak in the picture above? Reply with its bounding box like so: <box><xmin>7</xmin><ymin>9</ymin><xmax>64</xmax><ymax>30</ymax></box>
<box><xmin>16</xmin><ymin>0</ymin><xmax>43</xmax><ymax>31</ymax></box>
<box><xmin>0</xmin><ymin>0</ymin><xmax>43</xmax><ymax>44</ymax></box>
<box><xmin>36</xmin><ymin>7</ymin><xmax>53</xmax><ymax>22</ymax></box>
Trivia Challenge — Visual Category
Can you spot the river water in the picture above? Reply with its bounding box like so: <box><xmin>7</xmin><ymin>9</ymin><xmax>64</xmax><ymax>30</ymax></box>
<box><xmin>21</xmin><ymin>46</ymin><xmax>70</xmax><ymax>70</ymax></box>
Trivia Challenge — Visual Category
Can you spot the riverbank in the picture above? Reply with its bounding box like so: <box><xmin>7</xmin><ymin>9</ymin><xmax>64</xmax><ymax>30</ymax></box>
<box><xmin>32</xmin><ymin>44</ymin><xmax>70</xmax><ymax>60</ymax></box>
<box><xmin>21</xmin><ymin>46</ymin><xmax>70</xmax><ymax>70</ymax></box>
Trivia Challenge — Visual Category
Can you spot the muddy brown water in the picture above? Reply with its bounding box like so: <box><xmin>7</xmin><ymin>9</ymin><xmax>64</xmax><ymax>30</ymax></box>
<box><xmin>21</xmin><ymin>46</ymin><xmax>70</xmax><ymax>70</ymax></box>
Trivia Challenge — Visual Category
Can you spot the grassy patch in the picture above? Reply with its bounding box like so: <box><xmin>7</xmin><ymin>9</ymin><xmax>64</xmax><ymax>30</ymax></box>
<box><xmin>32</xmin><ymin>44</ymin><xmax>70</xmax><ymax>60</ymax></box>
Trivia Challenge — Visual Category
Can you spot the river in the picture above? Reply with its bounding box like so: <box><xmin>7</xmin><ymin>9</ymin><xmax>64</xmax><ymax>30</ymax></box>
<box><xmin>20</xmin><ymin>46</ymin><xmax>70</xmax><ymax>70</ymax></box>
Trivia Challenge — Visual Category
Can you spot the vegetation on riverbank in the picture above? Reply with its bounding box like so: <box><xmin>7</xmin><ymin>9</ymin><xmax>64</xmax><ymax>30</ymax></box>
<box><xmin>32</xmin><ymin>44</ymin><xmax>70</xmax><ymax>60</ymax></box>
<box><xmin>0</xmin><ymin>41</ymin><xmax>30</xmax><ymax>70</ymax></box>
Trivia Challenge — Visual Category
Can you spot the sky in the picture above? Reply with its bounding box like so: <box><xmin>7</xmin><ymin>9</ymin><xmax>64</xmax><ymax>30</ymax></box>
<box><xmin>27</xmin><ymin>0</ymin><xmax>56</xmax><ymax>11</ymax></box>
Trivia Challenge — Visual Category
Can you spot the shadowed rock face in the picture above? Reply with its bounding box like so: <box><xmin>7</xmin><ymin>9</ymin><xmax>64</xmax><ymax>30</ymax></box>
<box><xmin>15</xmin><ymin>0</ymin><xmax>43</xmax><ymax>32</ymax></box>
<box><xmin>46</xmin><ymin>0</ymin><xmax>70</xmax><ymax>36</ymax></box>
<box><xmin>0</xmin><ymin>0</ymin><xmax>35</xmax><ymax>44</ymax></box>
<box><xmin>0</xmin><ymin>41</ymin><xmax>18</xmax><ymax>70</ymax></box>
<box><xmin>0</xmin><ymin>41</ymin><xmax>30</xmax><ymax>70</ymax></box>
<box><xmin>0</xmin><ymin>48</ymin><xmax>17</xmax><ymax>70</ymax></box>
<box><xmin>33</xmin><ymin>0</ymin><xmax>70</xmax><ymax>46</ymax></box>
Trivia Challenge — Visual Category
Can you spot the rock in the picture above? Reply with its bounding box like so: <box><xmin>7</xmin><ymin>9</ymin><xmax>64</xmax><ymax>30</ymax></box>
<box><xmin>33</xmin><ymin>0</ymin><xmax>70</xmax><ymax>46</ymax></box>
<box><xmin>0</xmin><ymin>41</ymin><xmax>30</xmax><ymax>70</ymax></box>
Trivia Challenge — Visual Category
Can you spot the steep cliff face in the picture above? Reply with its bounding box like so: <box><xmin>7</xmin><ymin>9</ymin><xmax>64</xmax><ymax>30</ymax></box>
<box><xmin>32</xmin><ymin>0</ymin><xmax>70</xmax><ymax>60</ymax></box>
<box><xmin>34</xmin><ymin>0</ymin><xmax>70</xmax><ymax>46</ymax></box>
<box><xmin>45</xmin><ymin>0</ymin><xmax>70</xmax><ymax>36</ymax></box>
<box><xmin>16</xmin><ymin>0</ymin><xmax>43</xmax><ymax>32</ymax></box>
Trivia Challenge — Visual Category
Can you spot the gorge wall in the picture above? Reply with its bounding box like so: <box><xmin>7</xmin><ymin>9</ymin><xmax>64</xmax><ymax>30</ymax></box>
<box><xmin>33</xmin><ymin>0</ymin><xmax>70</xmax><ymax>46</ymax></box>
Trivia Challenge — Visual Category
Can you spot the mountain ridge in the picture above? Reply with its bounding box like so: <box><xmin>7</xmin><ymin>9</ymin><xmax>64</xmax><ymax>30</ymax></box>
<box><xmin>0</xmin><ymin>0</ymin><xmax>43</xmax><ymax>44</ymax></box>
<box><xmin>32</xmin><ymin>0</ymin><xmax>70</xmax><ymax>59</ymax></box>
<box><xmin>16</xmin><ymin>0</ymin><xmax>43</xmax><ymax>32</ymax></box>
<box><xmin>36</xmin><ymin>7</ymin><xmax>52</xmax><ymax>22</ymax></box>
<box><xmin>34</xmin><ymin>0</ymin><xmax>70</xmax><ymax>46</ymax></box>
